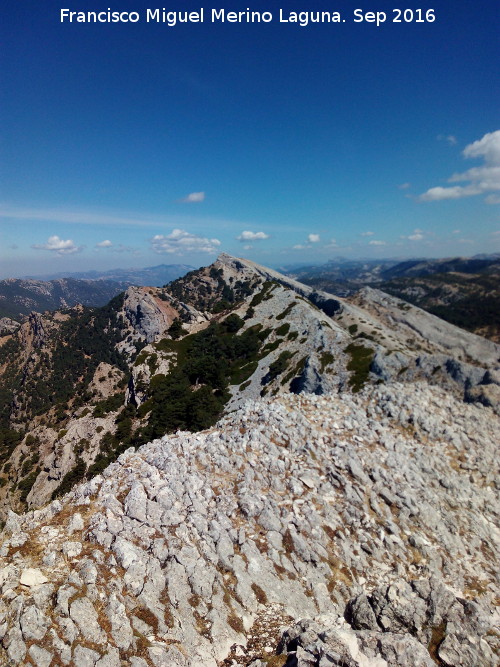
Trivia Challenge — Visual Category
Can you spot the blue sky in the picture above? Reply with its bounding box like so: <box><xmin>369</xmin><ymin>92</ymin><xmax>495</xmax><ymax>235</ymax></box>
<box><xmin>1</xmin><ymin>0</ymin><xmax>499</xmax><ymax>277</ymax></box>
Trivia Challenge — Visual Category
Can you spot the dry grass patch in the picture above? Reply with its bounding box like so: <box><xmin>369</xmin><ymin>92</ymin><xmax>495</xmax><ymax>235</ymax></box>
<box><xmin>227</xmin><ymin>611</ymin><xmax>244</xmax><ymax>634</ymax></box>
<box><xmin>159</xmin><ymin>588</ymin><xmax>175</xmax><ymax>628</ymax></box>
<box><xmin>251</xmin><ymin>582</ymin><xmax>268</xmax><ymax>605</ymax></box>
<box><xmin>325</xmin><ymin>556</ymin><xmax>353</xmax><ymax>592</ymax></box>
<box><xmin>264</xmin><ymin>656</ymin><xmax>288</xmax><ymax>666</ymax></box>
<box><xmin>463</xmin><ymin>577</ymin><xmax>490</xmax><ymax>599</ymax></box>
<box><xmin>10</xmin><ymin>534</ymin><xmax>46</xmax><ymax>560</ymax></box>
<box><xmin>428</xmin><ymin>621</ymin><xmax>446</xmax><ymax>664</ymax></box>
<box><xmin>193</xmin><ymin>608</ymin><xmax>211</xmax><ymax>638</ymax></box>
<box><xmin>282</xmin><ymin>529</ymin><xmax>295</xmax><ymax>555</ymax></box>
<box><xmin>133</xmin><ymin>605</ymin><xmax>159</xmax><ymax>633</ymax></box>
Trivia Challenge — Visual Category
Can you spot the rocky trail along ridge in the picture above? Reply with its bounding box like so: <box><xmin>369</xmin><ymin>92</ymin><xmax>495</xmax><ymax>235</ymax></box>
<box><xmin>0</xmin><ymin>381</ymin><xmax>498</xmax><ymax>665</ymax></box>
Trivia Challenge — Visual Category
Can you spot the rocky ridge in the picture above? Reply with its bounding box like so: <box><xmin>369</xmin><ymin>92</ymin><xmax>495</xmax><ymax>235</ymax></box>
<box><xmin>287</xmin><ymin>255</ymin><xmax>500</xmax><ymax>343</ymax></box>
<box><xmin>0</xmin><ymin>381</ymin><xmax>498</xmax><ymax>666</ymax></box>
<box><xmin>1</xmin><ymin>254</ymin><xmax>500</xmax><ymax>517</ymax></box>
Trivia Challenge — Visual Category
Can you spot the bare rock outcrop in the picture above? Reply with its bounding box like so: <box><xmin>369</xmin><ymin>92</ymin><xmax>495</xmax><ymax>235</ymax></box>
<box><xmin>0</xmin><ymin>382</ymin><xmax>498</xmax><ymax>665</ymax></box>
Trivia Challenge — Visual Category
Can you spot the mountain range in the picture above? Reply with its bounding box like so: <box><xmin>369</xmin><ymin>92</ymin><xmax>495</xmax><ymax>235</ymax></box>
<box><xmin>287</xmin><ymin>254</ymin><xmax>500</xmax><ymax>341</ymax></box>
<box><xmin>23</xmin><ymin>264</ymin><xmax>195</xmax><ymax>287</ymax></box>
<box><xmin>0</xmin><ymin>253</ymin><xmax>498</xmax><ymax>665</ymax></box>
<box><xmin>0</xmin><ymin>278</ymin><xmax>130</xmax><ymax>326</ymax></box>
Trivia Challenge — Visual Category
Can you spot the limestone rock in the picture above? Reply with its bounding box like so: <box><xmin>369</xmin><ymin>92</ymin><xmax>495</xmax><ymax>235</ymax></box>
<box><xmin>20</xmin><ymin>568</ymin><xmax>49</xmax><ymax>587</ymax></box>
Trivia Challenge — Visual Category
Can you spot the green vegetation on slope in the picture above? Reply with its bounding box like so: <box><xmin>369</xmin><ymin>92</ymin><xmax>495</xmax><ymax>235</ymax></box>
<box><xmin>138</xmin><ymin>314</ymin><xmax>267</xmax><ymax>442</ymax></box>
<box><xmin>345</xmin><ymin>343</ymin><xmax>374</xmax><ymax>392</ymax></box>
<box><xmin>0</xmin><ymin>294</ymin><xmax>130</xmax><ymax>464</ymax></box>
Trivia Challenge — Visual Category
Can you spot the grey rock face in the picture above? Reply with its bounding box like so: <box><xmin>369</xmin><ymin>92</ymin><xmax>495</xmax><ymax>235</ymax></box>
<box><xmin>0</xmin><ymin>382</ymin><xmax>498</xmax><ymax>665</ymax></box>
<box><xmin>20</xmin><ymin>604</ymin><xmax>49</xmax><ymax>641</ymax></box>
<box><xmin>0</xmin><ymin>317</ymin><xmax>20</xmax><ymax>335</ymax></box>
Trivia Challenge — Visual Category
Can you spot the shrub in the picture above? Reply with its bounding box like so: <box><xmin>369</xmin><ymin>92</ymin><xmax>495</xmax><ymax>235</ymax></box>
<box><xmin>275</xmin><ymin>323</ymin><xmax>290</xmax><ymax>337</ymax></box>
<box><xmin>51</xmin><ymin>458</ymin><xmax>87</xmax><ymax>499</ymax></box>
<box><xmin>276</xmin><ymin>302</ymin><xmax>296</xmax><ymax>320</ymax></box>
<box><xmin>345</xmin><ymin>343</ymin><xmax>374</xmax><ymax>392</ymax></box>
<box><xmin>168</xmin><ymin>318</ymin><xmax>187</xmax><ymax>340</ymax></box>
<box><xmin>266</xmin><ymin>351</ymin><xmax>294</xmax><ymax>382</ymax></box>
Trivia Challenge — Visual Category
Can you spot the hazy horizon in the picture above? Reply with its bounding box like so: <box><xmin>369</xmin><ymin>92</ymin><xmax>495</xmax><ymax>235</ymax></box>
<box><xmin>2</xmin><ymin>250</ymin><xmax>498</xmax><ymax>282</ymax></box>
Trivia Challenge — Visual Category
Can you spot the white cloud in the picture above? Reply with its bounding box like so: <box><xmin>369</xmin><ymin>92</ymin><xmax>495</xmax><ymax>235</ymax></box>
<box><xmin>307</xmin><ymin>233</ymin><xmax>320</xmax><ymax>243</ymax></box>
<box><xmin>96</xmin><ymin>239</ymin><xmax>113</xmax><ymax>247</ymax></box>
<box><xmin>360</xmin><ymin>231</ymin><xmax>375</xmax><ymax>237</ymax></box>
<box><xmin>452</xmin><ymin>229</ymin><xmax>461</xmax><ymax>234</ymax></box>
<box><xmin>368</xmin><ymin>240</ymin><xmax>386</xmax><ymax>246</ymax></box>
<box><xmin>438</xmin><ymin>134</ymin><xmax>457</xmax><ymax>146</ymax></box>
<box><xmin>485</xmin><ymin>194</ymin><xmax>500</xmax><ymax>204</ymax></box>
<box><xmin>420</xmin><ymin>130</ymin><xmax>500</xmax><ymax>202</ymax></box>
<box><xmin>398</xmin><ymin>183</ymin><xmax>411</xmax><ymax>190</ymax></box>
<box><xmin>32</xmin><ymin>235</ymin><xmax>83</xmax><ymax>255</ymax></box>
<box><xmin>243</xmin><ymin>244</ymin><xmax>253</xmax><ymax>250</ymax></box>
<box><xmin>420</xmin><ymin>186</ymin><xmax>470</xmax><ymax>201</ymax></box>
<box><xmin>401</xmin><ymin>228</ymin><xmax>425</xmax><ymax>241</ymax></box>
<box><xmin>150</xmin><ymin>229</ymin><xmax>221</xmax><ymax>255</ymax></box>
<box><xmin>236</xmin><ymin>230</ymin><xmax>270</xmax><ymax>241</ymax></box>
<box><xmin>463</xmin><ymin>131</ymin><xmax>500</xmax><ymax>163</ymax></box>
<box><xmin>292</xmin><ymin>244</ymin><xmax>307</xmax><ymax>250</ymax></box>
<box><xmin>179</xmin><ymin>192</ymin><xmax>205</xmax><ymax>203</ymax></box>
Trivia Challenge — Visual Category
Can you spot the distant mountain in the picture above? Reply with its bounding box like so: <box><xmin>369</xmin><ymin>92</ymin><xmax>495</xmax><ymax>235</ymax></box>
<box><xmin>24</xmin><ymin>263</ymin><xmax>195</xmax><ymax>287</ymax></box>
<box><xmin>284</xmin><ymin>259</ymin><xmax>400</xmax><ymax>297</ymax></box>
<box><xmin>286</xmin><ymin>254</ymin><xmax>500</xmax><ymax>341</ymax></box>
<box><xmin>381</xmin><ymin>255</ymin><xmax>500</xmax><ymax>279</ymax></box>
<box><xmin>0</xmin><ymin>277</ymin><xmax>130</xmax><ymax>323</ymax></box>
<box><xmin>286</xmin><ymin>254</ymin><xmax>500</xmax><ymax>284</ymax></box>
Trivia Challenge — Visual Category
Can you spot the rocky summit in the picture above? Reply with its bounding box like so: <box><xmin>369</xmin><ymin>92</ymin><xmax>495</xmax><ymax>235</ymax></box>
<box><xmin>0</xmin><ymin>381</ymin><xmax>499</xmax><ymax>666</ymax></box>
<box><xmin>0</xmin><ymin>254</ymin><xmax>499</xmax><ymax>666</ymax></box>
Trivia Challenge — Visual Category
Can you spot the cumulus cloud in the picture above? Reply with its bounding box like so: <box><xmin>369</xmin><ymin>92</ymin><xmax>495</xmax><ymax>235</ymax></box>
<box><xmin>420</xmin><ymin>130</ymin><xmax>500</xmax><ymax>202</ymax></box>
<box><xmin>96</xmin><ymin>240</ymin><xmax>113</xmax><ymax>248</ymax></box>
<box><xmin>150</xmin><ymin>229</ymin><xmax>220</xmax><ymax>254</ymax></box>
<box><xmin>236</xmin><ymin>231</ymin><xmax>270</xmax><ymax>241</ymax></box>
<box><xmin>32</xmin><ymin>235</ymin><xmax>83</xmax><ymax>255</ymax></box>
<box><xmin>308</xmin><ymin>233</ymin><xmax>320</xmax><ymax>243</ymax></box>
<box><xmin>401</xmin><ymin>228</ymin><xmax>425</xmax><ymax>241</ymax></box>
<box><xmin>368</xmin><ymin>240</ymin><xmax>386</xmax><ymax>246</ymax></box>
<box><xmin>179</xmin><ymin>192</ymin><xmax>205</xmax><ymax>203</ymax></box>
<box><xmin>360</xmin><ymin>231</ymin><xmax>375</xmax><ymax>237</ymax></box>
<box><xmin>398</xmin><ymin>183</ymin><xmax>411</xmax><ymax>190</ymax></box>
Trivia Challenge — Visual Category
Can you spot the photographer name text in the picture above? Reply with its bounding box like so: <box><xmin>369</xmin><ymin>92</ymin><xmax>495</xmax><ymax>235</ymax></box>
<box><xmin>60</xmin><ymin>8</ymin><xmax>437</xmax><ymax>27</ymax></box>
